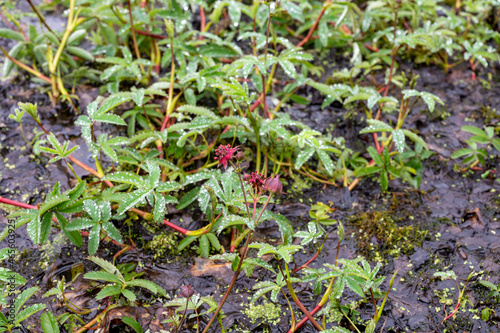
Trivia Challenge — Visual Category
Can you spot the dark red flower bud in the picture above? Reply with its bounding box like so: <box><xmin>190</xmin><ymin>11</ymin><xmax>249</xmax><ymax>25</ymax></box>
<box><xmin>263</xmin><ymin>175</ymin><xmax>283</xmax><ymax>194</ymax></box>
<box><xmin>235</xmin><ymin>150</ymin><xmax>245</xmax><ymax>161</ymax></box>
<box><xmin>242</xmin><ymin>173</ymin><xmax>251</xmax><ymax>181</ymax></box>
<box><xmin>180</xmin><ymin>285</ymin><xmax>194</xmax><ymax>298</ymax></box>
<box><xmin>181</xmin><ymin>284</ymin><xmax>194</xmax><ymax>297</ymax></box>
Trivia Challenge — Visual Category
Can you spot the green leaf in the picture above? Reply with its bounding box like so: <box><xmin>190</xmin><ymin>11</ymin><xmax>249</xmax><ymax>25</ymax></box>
<box><xmin>401</xmin><ymin>129</ymin><xmax>428</xmax><ymax>150</ymax></box>
<box><xmin>402</xmin><ymin>89</ymin><xmax>444</xmax><ymax>112</ymax></box>
<box><xmin>98</xmin><ymin>93</ymin><xmax>132</xmax><ymax>115</ymax></box>
<box><xmin>206</xmin><ymin>233</ymin><xmax>221</xmax><ymax>251</ymax></box>
<box><xmin>65</xmin><ymin>217</ymin><xmax>94</xmax><ymax>231</ymax></box>
<box><xmin>478</xmin><ymin>280</ymin><xmax>498</xmax><ymax>290</ymax></box>
<box><xmin>200</xmin><ymin>234</ymin><xmax>210</xmax><ymax>258</ymax></box>
<box><xmin>104</xmin><ymin>172</ymin><xmax>147</xmax><ymax>187</ymax></box>
<box><xmin>176</xmin><ymin>187</ymin><xmax>201</xmax><ymax>210</ymax></box>
<box><xmin>40</xmin><ymin>312</ymin><xmax>59</xmax><ymax>333</ymax></box>
<box><xmin>39</xmin><ymin>212</ymin><xmax>52</xmax><ymax>246</ymax></box>
<box><xmin>84</xmin><ymin>271</ymin><xmax>123</xmax><ymax>284</ymax></box>
<box><xmin>121</xmin><ymin>289</ymin><xmax>137</xmax><ymax>303</ymax></box>
<box><xmin>360</xmin><ymin>119</ymin><xmax>393</xmax><ymax>134</ymax></box>
<box><xmin>380</xmin><ymin>170</ymin><xmax>388</xmax><ymax>191</ymax></box>
<box><xmin>39</xmin><ymin>194</ymin><xmax>69</xmax><ymax>216</ymax></box>
<box><xmin>96</xmin><ymin>285</ymin><xmax>122</xmax><ymax>300</ymax></box>
<box><xmin>295</xmin><ymin>147</ymin><xmax>315</xmax><ymax>169</ymax></box>
<box><xmin>88</xmin><ymin>224</ymin><xmax>101</xmax><ymax>255</ymax></box>
<box><xmin>26</xmin><ymin>214</ymin><xmax>42</xmax><ymax>245</ymax></box>
<box><xmin>87</xmin><ymin>256</ymin><xmax>124</xmax><ymax>280</ymax></box>
<box><xmin>462</xmin><ymin>125</ymin><xmax>487</xmax><ymax>138</ymax></box>
<box><xmin>0</xmin><ymin>28</ymin><xmax>25</xmax><ymax>42</ymax></box>
<box><xmin>199</xmin><ymin>44</ymin><xmax>238</xmax><ymax>58</ymax></box>
<box><xmin>102</xmin><ymin>222</ymin><xmax>123</xmax><ymax>244</ymax></box>
<box><xmin>66</xmin><ymin>46</ymin><xmax>94</xmax><ymax>62</ymax></box>
<box><xmin>15</xmin><ymin>304</ymin><xmax>46</xmax><ymax>324</ymax></box>
<box><xmin>122</xmin><ymin>316</ymin><xmax>143</xmax><ymax>333</ymax></box>
<box><xmin>126</xmin><ymin>279</ymin><xmax>164</xmax><ymax>295</ymax></box>
<box><xmin>318</xmin><ymin>18</ymin><xmax>328</xmax><ymax>47</ymax></box>
<box><xmin>316</xmin><ymin>149</ymin><xmax>334</xmax><ymax>175</ymax></box>
<box><xmin>367</xmin><ymin>146</ymin><xmax>383</xmax><ymax>167</ymax></box>
<box><xmin>392</xmin><ymin>129</ymin><xmax>405</xmax><ymax>154</ymax></box>
<box><xmin>177</xmin><ymin>105</ymin><xmax>218</xmax><ymax>119</ymax></box>
<box><xmin>178</xmin><ymin>236</ymin><xmax>198</xmax><ymax>251</ymax></box>
<box><xmin>93</xmin><ymin>114</ymin><xmax>126</xmax><ymax>125</ymax></box>
<box><xmin>83</xmin><ymin>199</ymin><xmax>101</xmax><ymax>222</ymax></box>
<box><xmin>14</xmin><ymin>286</ymin><xmax>39</xmax><ymax>314</ymax></box>
<box><xmin>451</xmin><ymin>148</ymin><xmax>474</xmax><ymax>159</ymax></box>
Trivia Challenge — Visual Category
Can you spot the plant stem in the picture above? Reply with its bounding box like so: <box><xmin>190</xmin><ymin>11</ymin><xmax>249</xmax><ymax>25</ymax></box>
<box><xmin>296</xmin><ymin>0</ymin><xmax>331</xmax><ymax>47</ymax></box>
<box><xmin>25</xmin><ymin>0</ymin><xmax>58</xmax><ymax>39</ymax></box>
<box><xmin>0</xmin><ymin>46</ymin><xmax>51</xmax><ymax>83</ymax></box>
<box><xmin>127</xmin><ymin>0</ymin><xmax>145</xmax><ymax>72</ymax></box>
<box><xmin>278</xmin><ymin>260</ymin><xmax>323</xmax><ymax>330</ymax></box>
<box><xmin>200</xmin><ymin>230</ymin><xmax>254</xmax><ymax>333</ymax></box>
<box><xmin>289</xmin><ymin>236</ymin><xmax>342</xmax><ymax>332</ymax></box>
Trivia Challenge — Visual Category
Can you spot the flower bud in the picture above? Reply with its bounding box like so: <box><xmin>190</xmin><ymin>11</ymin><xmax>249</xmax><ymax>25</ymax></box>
<box><xmin>180</xmin><ymin>285</ymin><xmax>194</xmax><ymax>298</ymax></box>
<box><xmin>263</xmin><ymin>175</ymin><xmax>283</xmax><ymax>194</ymax></box>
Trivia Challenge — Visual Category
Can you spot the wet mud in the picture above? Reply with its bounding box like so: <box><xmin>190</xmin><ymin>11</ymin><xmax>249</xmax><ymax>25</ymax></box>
<box><xmin>1</xmin><ymin>50</ymin><xmax>500</xmax><ymax>333</ymax></box>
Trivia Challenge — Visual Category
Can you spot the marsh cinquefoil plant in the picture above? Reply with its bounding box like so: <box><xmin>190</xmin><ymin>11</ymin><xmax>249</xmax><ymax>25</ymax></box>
<box><xmin>0</xmin><ymin>0</ymin><xmax>499</xmax><ymax>331</ymax></box>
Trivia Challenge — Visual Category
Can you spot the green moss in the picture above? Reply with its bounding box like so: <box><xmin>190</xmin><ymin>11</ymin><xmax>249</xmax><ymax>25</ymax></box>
<box><xmin>349</xmin><ymin>210</ymin><xmax>429</xmax><ymax>259</ymax></box>
<box><xmin>144</xmin><ymin>232</ymin><xmax>178</xmax><ymax>259</ymax></box>
<box><xmin>243</xmin><ymin>300</ymin><xmax>282</xmax><ymax>326</ymax></box>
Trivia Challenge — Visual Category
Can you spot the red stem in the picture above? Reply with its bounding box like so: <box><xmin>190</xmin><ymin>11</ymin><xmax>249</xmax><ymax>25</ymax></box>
<box><xmin>296</xmin><ymin>0</ymin><xmax>331</xmax><ymax>48</ymax></box>
<box><xmin>199</xmin><ymin>6</ymin><xmax>206</xmax><ymax>40</ymax></box>
<box><xmin>293</xmin><ymin>249</ymin><xmax>320</xmax><ymax>273</ymax></box>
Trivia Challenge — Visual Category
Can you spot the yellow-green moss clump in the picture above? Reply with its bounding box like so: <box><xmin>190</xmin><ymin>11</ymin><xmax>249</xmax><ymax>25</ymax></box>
<box><xmin>144</xmin><ymin>232</ymin><xmax>178</xmax><ymax>259</ymax></box>
<box><xmin>243</xmin><ymin>300</ymin><xmax>282</xmax><ymax>326</ymax></box>
<box><xmin>349</xmin><ymin>210</ymin><xmax>429</xmax><ymax>259</ymax></box>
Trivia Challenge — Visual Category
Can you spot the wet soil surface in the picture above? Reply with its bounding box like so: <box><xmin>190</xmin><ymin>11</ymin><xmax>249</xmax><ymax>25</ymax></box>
<box><xmin>1</xmin><ymin>60</ymin><xmax>500</xmax><ymax>332</ymax></box>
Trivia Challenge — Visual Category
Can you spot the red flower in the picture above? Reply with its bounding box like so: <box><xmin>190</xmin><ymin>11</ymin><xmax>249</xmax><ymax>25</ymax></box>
<box><xmin>244</xmin><ymin>172</ymin><xmax>266</xmax><ymax>191</ymax></box>
<box><xmin>214</xmin><ymin>144</ymin><xmax>239</xmax><ymax>168</ymax></box>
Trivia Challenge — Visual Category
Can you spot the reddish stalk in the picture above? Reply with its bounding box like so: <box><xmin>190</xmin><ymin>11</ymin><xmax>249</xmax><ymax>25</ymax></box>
<box><xmin>136</xmin><ymin>29</ymin><xmax>167</xmax><ymax>40</ymax></box>
<box><xmin>199</xmin><ymin>6</ymin><xmax>206</xmax><ymax>40</ymax></box>
<box><xmin>293</xmin><ymin>247</ymin><xmax>321</xmax><ymax>273</ymax></box>
<box><xmin>0</xmin><ymin>46</ymin><xmax>51</xmax><ymax>83</ymax></box>
<box><xmin>296</xmin><ymin>0</ymin><xmax>331</xmax><ymax>48</ymax></box>
<box><xmin>229</xmin><ymin>227</ymin><xmax>237</xmax><ymax>253</ymax></box>
<box><xmin>0</xmin><ymin>196</ymin><xmax>36</xmax><ymax>210</ymax></box>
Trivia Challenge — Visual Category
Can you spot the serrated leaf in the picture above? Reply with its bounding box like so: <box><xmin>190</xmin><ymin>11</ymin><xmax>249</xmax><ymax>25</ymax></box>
<box><xmin>176</xmin><ymin>187</ymin><xmax>201</xmax><ymax>210</ymax></box>
<box><xmin>126</xmin><ymin>279</ymin><xmax>163</xmax><ymax>295</ymax></box>
<box><xmin>84</xmin><ymin>271</ymin><xmax>123</xmax><ymax>284</ymax></box>
<box><xmin>316</xmin><ymin>149</ymin><xmax>334</xmax><ymax>175</ymax></box>
<box><xmin>122</xmin><ymin>316</ymin><xmax>142</xmax><ymax>333</ymax></box>
<box><xmin>295</xmin><ymin>147</ymin><xmax>315</xmax><ymax>169</ymax></box>
<box><xmin>117</xmin><ymin>189</ymin><xmax>152</xmax><ymax>215</ymax></box>
<box><xmin>94</xmin><ymin>114</ymin><xmax>126</xmax><ymax>125</ymax></box>
<box><xmin>177</xmin><ymin>105</ymin><xmax>218</xmax><ymax>119</ymax></box>
<box><xmin>401</xmin><ymin>129</ymin><xmax>428</xmax><ymax>150</ymax></box>
<box><xmin>14</xmin><ymin>286</ymin><xmax>39</xmax><ymax>314</ymax></box>
<box><xmin>104</xmin><ymin>172</ymin><xmax>147</xmax><ymax>188</ymax></box>
<box><xmin>96</xmin><ymin>285</ymin><xmax>122</xmax><ymax>299</ymax></box>
<box><xmin>15</xmin><ymin>304</ymin><xmax>45</xmax><ymax>324</ymax></box>
<box><xmin>40</xmin><ymin>312</ymin><xmax>59</xmax><ymax>333</ymax></box>
<box><xmin>87</xmin><ymin>256</ymin><xmax>124</xmax><ymax>280</ymax></box>
<box><xmin>392</xmin><ymin>129</ymin><xmax>405</xmax><ymax>154</ymax></box>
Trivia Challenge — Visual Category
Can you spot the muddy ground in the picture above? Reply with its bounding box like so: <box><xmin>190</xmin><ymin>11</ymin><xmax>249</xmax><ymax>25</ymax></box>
<box><xmin>1</xmin><ymin>41</ymin><xmax>500</xmax><ymax>333</ymax></box>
